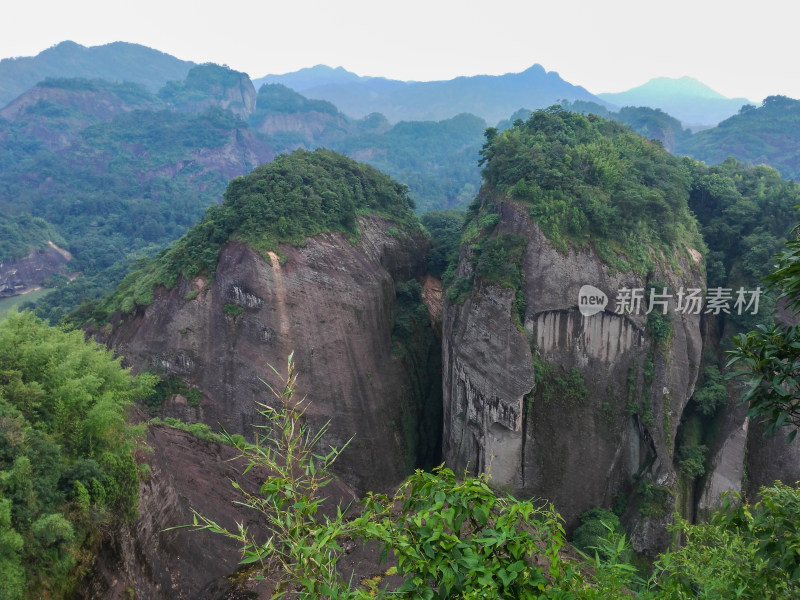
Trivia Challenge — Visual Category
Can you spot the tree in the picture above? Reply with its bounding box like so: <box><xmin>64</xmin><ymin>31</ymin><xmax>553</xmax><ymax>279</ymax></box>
<box><xmin>727</xmin><ymin>228</ymin><xmax>800</xmax><ymax>439</ymax></box>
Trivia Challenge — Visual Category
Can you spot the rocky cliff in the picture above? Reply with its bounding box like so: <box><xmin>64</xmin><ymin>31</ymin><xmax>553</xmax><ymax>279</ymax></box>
<box><xmin>94</xmin><ymin>150</ymin><xmax>434</xmax><ymax>494</ymax></box>
<box><xmin>441</xmin><ymin>110</ymin><xmax>709</xmax><ymax>554</ymax></box>
<box><xmin>443</xmin><ymin>202</ymin><xmax>705</xmax><ymax>549</ymax></box>
<box><xmin>100</xmin><ymin>216</ymin><xmax>427</xmax><ymax>493</ymax></box>
<box><xmin>0</xmin><ymin>241</ymin><xmax>71</xmax><ymax>295</ymax></box>
<box><xmin>83</xmin><ymin>424</ymin><xmax>358</xmax><ymax>599</ymax></box>
<box><xmin>161</xmin><ymin>63</ymin><xmax>257</xmax><ymax>120</ymax></box>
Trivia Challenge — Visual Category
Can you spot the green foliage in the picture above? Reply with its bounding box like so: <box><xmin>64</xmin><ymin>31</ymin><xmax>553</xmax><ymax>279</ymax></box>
<box><xmin>688</xmin><ymin>158</ymin><xmax>798</xmax><ymax>290</ymax></box>
<box><xmin>533</xmin><ymin>354</ymin><xmax>589</xmax><ymax>406</ymax></box>
<box><xmin>692</xmin><ymin>366</ymin><xmax>729</xmax><ymax>416</ymax></box>
<box><xmin>678</xmin><ymin>95</ymin><xmax>800</xmax><ymax>182</ymax></box>
<box><xmin>0</xmin><ymin>498</ymin><xmax>25</xmax><ymax>600</ymax></box>
<box><xmin>646</xmin><ymin>308</ymin><xmax>672</xmax><ymax>345</ymax></box>
<box><xmin>637</xmin><ymin>483</ymin><xmax>671</xmax><ymax>519</ymax></box>
<box><xmin>729</xmin><ymin>321</ymin><xmax>800</xmax><ymax>437</ymax></box>
<box><xmin>654</xmin><ymin>483</ymin><xmax>800</xmax><ymax>598</ymax></box>
<box><xmin>475</xmin><ymin>233</ymin><xmax>527</xmax><ymax>290</ymax></box>
<box><xmin>445</xmin><ymin>275</ymin><xmax>473</xmax><ymax>305</ymax></box>
<box><xmin>223</xmin><ymin>303</ymin><xmax>244</xmax><ymax>317</ymax></box>
<box><xmin>360</xmin><ymin>467</ymin><xmax>582</xmax><ymax>598</ymax></box>
<box><xmin>149</xmin><ymin>418</ymin><xmax>230</xmax><ymax>445</ymax></box>
<box><xmin>95</xmin><ymin>149</ymin><xmax>421</xmax><ymax>319</ymax></box>
<box><xmin>478</xmin><ymin>107</ymin><xmax>705</xmax><ymax>276</ymax></box>
<box><xmin>0</xmin><ymin>310</ymin><xmax>153</xmax><ymax>597</ymax></box>
<box><xmin>0</xmin><ymin>213</ymin><xmax>65</xmax><ymax>261</ymax></box>
<box><xmin>141</xmin><ymin>375</ymin><xmax>202</xmax><ymax>411</ymax></box>
<box><xmin>677</xmin><ymin>443</ymin><xmax>708</xmax><ymax>479</ymax></box>
<box><xmin>571</xmin><ymin>508</ymin><xmax>623</xmax><ymax>559</ymax></box>
<box><xmin>420</xmin><ymin>210</ymin><xmax>465</xmax><ymax>280</ymax></box>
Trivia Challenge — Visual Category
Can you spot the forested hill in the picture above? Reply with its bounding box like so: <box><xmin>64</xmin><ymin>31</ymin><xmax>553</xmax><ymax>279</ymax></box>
<box><xmin>677</xmin><ymin>95</ymin><xmax>800</xmax><ymax>181</ymax></box>
<box><xmin>0</xmin><ymin>65</ymin><xmax>273</xmax><ymax>322</ymax></box>
<box><xmin>0</xmin><ymin>41</ymin><xmax>194</xmax><ymax>107</ymax></box>
<box><xmin>92</xmin><ymin>148</ymin><xmax>422</xmax><ymax>319</ymax></box>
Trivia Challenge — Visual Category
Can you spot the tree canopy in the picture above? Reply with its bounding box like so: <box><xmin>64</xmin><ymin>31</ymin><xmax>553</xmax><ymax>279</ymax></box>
<box><xmin>0</xmin><ymin>310</ymin><xmax>154</xmax><ymax>598</ymax></box>
<box><xmin>93</xmin><ymin>148</ymin><xmax>422</xmax><ymax>320</ymax></box>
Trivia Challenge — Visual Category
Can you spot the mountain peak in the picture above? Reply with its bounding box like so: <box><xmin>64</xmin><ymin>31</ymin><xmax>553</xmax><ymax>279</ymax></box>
<box><xmin>630</xmin><ymin>76</ymin><xmax>728</xmax><ymax>100</ymax></box>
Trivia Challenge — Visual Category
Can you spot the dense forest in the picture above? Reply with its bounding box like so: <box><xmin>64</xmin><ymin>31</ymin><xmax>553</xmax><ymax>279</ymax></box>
<box><xmin>2</xmin><ymin>49</ymin><xmax>800</xmax><ymax>598</ymax></box>
<box><xmin>0</xmin><ymin>310</ymin><xmax>154</xmax><ymax>598</ymax></box>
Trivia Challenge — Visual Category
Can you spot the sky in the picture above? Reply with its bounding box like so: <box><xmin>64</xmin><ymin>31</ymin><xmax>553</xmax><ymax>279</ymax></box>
<box><xmin>1</xmin><ymin>0</ymin><xmax>795</xmax><ymax>102</ymax></box>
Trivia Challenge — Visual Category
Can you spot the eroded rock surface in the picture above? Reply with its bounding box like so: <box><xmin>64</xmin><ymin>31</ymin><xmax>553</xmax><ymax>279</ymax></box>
<box><xmin>443</xmin><ymin>201</ymin><xmax>704</xmax><ymax>553</ymax></box>
<box><xmin>0</xmin><ymin>241</ymin><xmax>71</xmax><ymax>296</ymax></box>
<box><xmin>99</xmin><ymin>216</ymin><xmax>428</xmax><ymax>494</ymax></box>
<box><xmin>83</xmin><ymin>424</ymin><xmax>357</xmax><ymax>599</ymax></box>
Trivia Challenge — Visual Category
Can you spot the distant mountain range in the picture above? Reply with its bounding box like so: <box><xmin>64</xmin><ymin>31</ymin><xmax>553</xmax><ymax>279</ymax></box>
<box><xmin>598</xmin><ymin>77</ymin><xmax>754</xmax><ymax>129</ymax></box>
<box><xmin>1</xmin><ymin>42</ymin><xmax>763</xmax><ymax>128</ymax></box>
<box><xmin>256</xmin><ymin>64</ymin><xmax>608</xmax><ymax>125</ymax></box>
<box><xmin>0</xmin><ymin>41</ymin><xmax>194</xmax><ymax>107</ymax></box>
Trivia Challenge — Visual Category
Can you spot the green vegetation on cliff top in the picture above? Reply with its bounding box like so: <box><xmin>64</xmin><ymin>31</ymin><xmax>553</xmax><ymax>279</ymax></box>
<box><xmin>474</xmin><ymin>107</ymin><xmax>706</xmax><ymax>275</ymax></box>
<box><xmin>94</xmin><ymin>148</ymin><xmax>421</xmax><ymax>319</ymax></box>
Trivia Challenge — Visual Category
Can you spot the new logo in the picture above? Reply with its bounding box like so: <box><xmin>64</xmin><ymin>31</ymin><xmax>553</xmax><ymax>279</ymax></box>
<box><xmin>578</xmin><ymin>285</ymin><xmax>608</xmax><ymax>317</ymax></box>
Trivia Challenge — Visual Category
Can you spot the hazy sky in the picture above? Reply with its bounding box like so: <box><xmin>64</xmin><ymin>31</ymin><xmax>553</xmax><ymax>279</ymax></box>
<box><xmin>2</xmin><ymin>0</ymin><xmax>794</xmax><ymax>102</ymax></box>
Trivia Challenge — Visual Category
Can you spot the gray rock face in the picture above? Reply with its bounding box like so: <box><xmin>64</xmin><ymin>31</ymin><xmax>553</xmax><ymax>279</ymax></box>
<box><xmin>442</xmin><ymin>200</ymin><xmax>705</xmax><ymax>552</ymax></box>
<box><xmin>696</xmin><ymin>401</ymin><xmax>749</xmax><ymax>519</ymax></box>
<box><xmin>83</xmin><ymin>424</ymin><xmax>357</xmax><ymax>599</ymax></box>
<box><xmin>100</xmin><ymin>216</ymin><xmax>428</xmax><ymax>494</ymax></box>
<box><xmin>0</xmin><ymin>242</ymin><xmax>71</xmax><ymax>296</ymax></box>
<box><xmin>745</xmin><ymin>422</ymin><xmax>800</xmax><ymax>496</ymax></box>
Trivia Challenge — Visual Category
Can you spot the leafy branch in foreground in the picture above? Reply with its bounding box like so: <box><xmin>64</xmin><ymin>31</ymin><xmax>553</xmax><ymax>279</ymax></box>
<box><xmin>727</xmin><ymin>226</ymin><xmax>800</xmax><ymax>439</ymax></box>
<box><xmin>182</xmin><ymin>354</ymin><xmax>800</xmax><ymax>599</ymax></box>
<box><xmin>178</xmin><ymin>352</ymin><xmax>360</xmax><ymax>598</ymax></box>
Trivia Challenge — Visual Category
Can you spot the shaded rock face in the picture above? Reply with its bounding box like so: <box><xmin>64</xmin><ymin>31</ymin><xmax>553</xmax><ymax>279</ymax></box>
<box><xmin>100</xmin><ymin>216</ymin><xmax>428</xmax><ymax>494</ymax></box>
<box><xmin>83</xmin><ymin>424</ymin><xmax>357</xmax><ymax>600</ymax></box>
<box><xmin>443</xmin><ymin>201</ymin><xmax>704</xmax><ymax>552</ymax></box>
<box><xmin>698</xmin><ymin>298</ymin><xmax>800</xmax><ymax>511</ymax></box>
<box><xmin>252</xmin><ymin>111</ymin><xmax>351</xmax><ymax>147</ymax></box>
<box><xmin>696</xmin><ymin>402</ymin><xmax>749</xmax><ymax>519</ymax></box>
<box><xmin>191</xmin><ymin>129</ymin><xmax>274</xmax><ymax>182</ymax></box>
<box><xmin>0</xmin><ymin>241</ymin><xmax>71</xmax><ymax>296</ymax></box>
<box><xmin>745</xmin><ymin>423</ymin><xmax>800</xmax><ymax>496</ymax></box>
<box><xmin>177</xmin><ymin>71</ymin><xmax>257</xmax><ymax>120</ymax></box>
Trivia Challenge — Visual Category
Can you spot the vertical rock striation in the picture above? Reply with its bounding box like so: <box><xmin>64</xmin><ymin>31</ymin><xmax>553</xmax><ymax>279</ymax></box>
<box><xmin>443</xmin><ymin>201</ymin><xmax>704</xmax><ymax>553</ymax></box>
<box><xmin>99</xmin><ymin>215</ymin><xmax>429</xmax><ymax>494</ymax></box>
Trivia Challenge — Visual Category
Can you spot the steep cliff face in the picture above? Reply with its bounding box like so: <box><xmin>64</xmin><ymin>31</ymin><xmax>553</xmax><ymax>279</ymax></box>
<box><xmin>83</xmin><ymin>424</ymin><xmax>358</xmax><ymax>599</ymax></box>
<box><xmin>162</xmin><ymin>64</ymin><xmax>257</xmax><ymax>119</ymax></box>
<box><xmin>443</xmin><ymin>202</ymin><xmax>704</xmax><ymax>547</ymax></box>
<box><xmin>99</xmin><ymin>214</ymin><xmax>428</xmax><ymax>493</ymax></box>
<box><xmin>441</xmin><ymin>110</ymin><xmax>710</xmax><ymax>554</ymax></box>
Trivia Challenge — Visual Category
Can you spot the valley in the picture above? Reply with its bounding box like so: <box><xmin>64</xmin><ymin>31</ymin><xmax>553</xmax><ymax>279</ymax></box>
<box><xmin>1</xmin><ymin>41</ymin><xmax>800</xmax><ymax>599</ymax></box>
